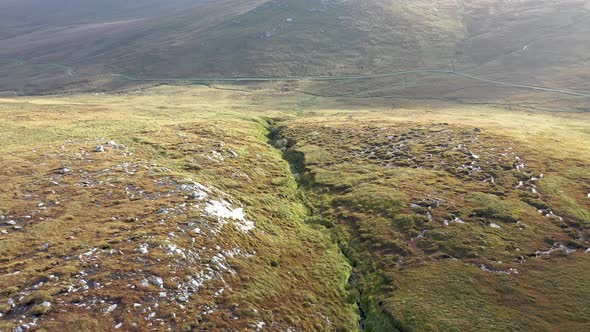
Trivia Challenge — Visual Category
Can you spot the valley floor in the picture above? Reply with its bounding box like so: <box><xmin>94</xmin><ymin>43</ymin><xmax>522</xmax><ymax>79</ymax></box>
<box><xmin>0</xmin><ymin>85</ymin><xmax>589</xmax><ymax>331</ymax></box>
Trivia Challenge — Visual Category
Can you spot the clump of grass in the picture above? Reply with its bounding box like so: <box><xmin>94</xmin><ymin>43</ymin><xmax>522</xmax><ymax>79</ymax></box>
<box><xmin>332</xmin><ymin>184</ymin><xmax>407</xmax><ymax>218</ymax></box>
<box><xmin>469</xmin><ymin>193</ymin><xmax>518</xmax><ymax>223</ymax></box>
<box><xmin>29</xmin><ymin>303</ymin><xmax>52</xmax><ymax>316</ymax></box>
<box><xmin>392</xmin><ymin>214</ymin><xmax>430</xmax><ymax>232</ymax></box>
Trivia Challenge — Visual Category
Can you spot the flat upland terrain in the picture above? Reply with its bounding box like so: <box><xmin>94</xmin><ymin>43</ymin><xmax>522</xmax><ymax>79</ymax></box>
<box><xmin>1</xmin><ymin>86</ymin><xmax>589</xmax><ymax>331</ymax></box>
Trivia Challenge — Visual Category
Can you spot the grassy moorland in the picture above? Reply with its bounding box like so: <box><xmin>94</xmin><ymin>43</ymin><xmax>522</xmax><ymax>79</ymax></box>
<box><xmin>0</xmin><ymin>86</ymin><xmax>358</xmax><ymax>331</ymax></box>
<box><xmin>275</xmin><ymin>105</ymin><xmax>590</xmax><ymax>331</ymax></box>
<box><xmin>0</xmin><ymin>85</ymin><xmax>589</xmax><ymax>331</ymax></box>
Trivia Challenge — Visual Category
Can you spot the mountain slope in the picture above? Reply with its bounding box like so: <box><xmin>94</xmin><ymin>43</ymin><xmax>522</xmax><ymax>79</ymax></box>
<box><xmin>0</xmin><ymin>0</ymin><xmax>204</xmax><ymax>39</ymax></box>
<box><xmin>0</xmin><ymin>0</ymin><xmax>588</xmax><ymax>98</ymax></box>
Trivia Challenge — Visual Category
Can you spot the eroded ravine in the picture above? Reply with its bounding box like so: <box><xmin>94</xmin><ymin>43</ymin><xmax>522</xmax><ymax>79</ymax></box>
<box><xmin>266</xmin><ymin>114</ymin><xmax>590</xmax><ymax>331</ymax></box>
<box><xmin>266</xmin><ymin>119</ymin><xmax>400</xmax><ymax>332</ymax></box>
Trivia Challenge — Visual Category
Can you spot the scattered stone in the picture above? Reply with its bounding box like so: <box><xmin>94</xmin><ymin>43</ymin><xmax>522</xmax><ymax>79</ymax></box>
<box><xmin>40</xmin><ymin>243</ymin><xmax>49</xmax><ymax>250</ymax></box>
<box><xmin>273</xmin><ymin>138</ymin><xmax>289</xmax><ymax>150</ymax></box>
<box><xmin>152</xmin><ymin>276</ymin><xmax>164</xmax><ymax>287</ymax></box>
<box><xmin>189</xmin><ymin>191</ymin><xmax>207</xmax><ymax>200</ymax></box>
<box><xmin>58</xmin><ymin>166</ymin><xmax>71</xmax><ymax>174</ymax></box>
<box><xmin>474</xmin><ymin>128</ymin><xmax>482</xmax><ymax>133</ymax></box>
<box><xmin>5</xmin><ymin>220</ymin><xmax>16</xmax><ymax>226</ymax></box>
<box><xmin>229</xmin><ymin>150</ymin><xmax>238</xmax><ymax>158</ymax></box>
<box><xmin>115</xmin><ymin>322</ymin><xmax>123</xmax><ymax>329</ymax></box>
<box><xmin>489</xmin><ymin>223</ymin><xmax>502</xmax><ymax>229</ymax></box>
<box><xmin>40</xmin><ymin>301</ymin><xmax>51</xmax><ymax>308</ymax></box>
<box><xmin>444</xmin><ymin>216</ymin><xmax>465</xmax><ymax>226</ymax></box>
<box><xmin>95</xmin><ymin>145</ymin><xmax>105</xmax><ymax>152</ymax></box>
<box><xmin>105</xmin><ymin>304</ymin><xmax>117</xmax><ymax>315</ymax></box>
<box><xmin>535</xmin><ymin>243</ymin><xmax>576</xmax><ymax>256</ymax></box>
<box><xmin>139</xmin><ymin>244</ymin><xmax>149</xmax><ymax>254</ymax></box>
<box><xmin>479</xmin><ymin>264</ymin><xmax>518</xmax><ymax>274</ymax></box>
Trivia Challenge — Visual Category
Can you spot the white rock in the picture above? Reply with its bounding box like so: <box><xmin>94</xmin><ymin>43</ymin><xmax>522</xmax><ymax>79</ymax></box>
<box><xmin>152</xmin><ymin>276</ymin><xmax>164</xmax><ymax>287</ymax></box>
<box><xmin>489</xmin><ymin>223</ymin><xmax>502</xmax><ymax>229</ymax></box>
<box><xmin>105</xmin><ymin>304</ymin><xmax>117</xmax><ymax>315</ymax></box>
<box><xmin>115</xmin><ymin>322</ymin><xmax>123</xmax><ymax>329</ymax></box>
<box><xmin>205</xmin><ymin>200</ymin><xmax>255</xmax><ymax>232</ymax></box>
<box><xmin>95</xmin><ymin>145</ymin><xmax>105</xmax><ymax>153</ymax></box>
<box><xmin>40</xmin><ymin>301</ymin><xmax>51</xmax><ymax>308</ymax></box>
<box><xmin>139</xmin><ymin>244</ymin><xmax>149</xmax><ymax>254</ymax></box>
<box><xmin>190</xmin><ymin>191</ymin><xmax>207</xmax><ymax>200</ymax></box>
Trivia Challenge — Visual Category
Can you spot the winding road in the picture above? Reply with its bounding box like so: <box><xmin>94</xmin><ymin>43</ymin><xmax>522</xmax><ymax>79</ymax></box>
<box><xmin>3</xmin><ymin>59</ymin><xmax>590</xmax><ymax>98</ymax></box>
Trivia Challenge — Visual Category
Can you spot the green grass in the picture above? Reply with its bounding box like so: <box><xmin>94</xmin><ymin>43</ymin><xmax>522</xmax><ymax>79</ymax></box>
<box><xmin>276</xmin><ymin>105</ymin><xmax>590</xmax><ymax>331</ymax></box>
<box><xmin>0</xmin><ymin>86</ymin><xmax>358</xmax><ymax>331</ymax></box>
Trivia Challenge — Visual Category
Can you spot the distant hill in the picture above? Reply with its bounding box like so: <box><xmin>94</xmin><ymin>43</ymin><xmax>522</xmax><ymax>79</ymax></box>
<box><xmin>0</xmin><ymin>0</ymin><xmax>589</xmax><ymax>96</ymax></box>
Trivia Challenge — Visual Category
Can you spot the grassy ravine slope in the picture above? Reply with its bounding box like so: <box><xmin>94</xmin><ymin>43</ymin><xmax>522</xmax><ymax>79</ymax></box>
<box><xmin>0</xmin><ymin>87</ymin><xmax>358</xmax><ymax>331</ymax></box>
<box><xmin>274</xmin><ymin>108</ymin><xmax>590</xmax><ymax>330</ymax></box>
<box><xmin>1</xmin><ymin>85</ymin><xmax>589</xmax><ymax>331</ymax></box>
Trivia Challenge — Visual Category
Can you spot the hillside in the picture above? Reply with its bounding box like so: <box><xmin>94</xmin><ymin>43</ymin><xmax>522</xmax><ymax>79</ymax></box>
<box><xmin>1</xmin><ymin>85</ymin><xmax>589</xmax><ymax>331</ymax></box>
<box><xmin>0</xmin><ymin>0</ymin><xmax>589</xmax><ymax>98</ymax></box>
<box><xmin>1</xmin><ymin>0</ymin><xmax>590</xmax><ymax>331</ymax></box>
